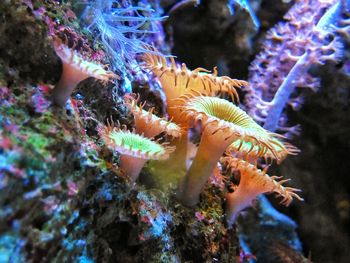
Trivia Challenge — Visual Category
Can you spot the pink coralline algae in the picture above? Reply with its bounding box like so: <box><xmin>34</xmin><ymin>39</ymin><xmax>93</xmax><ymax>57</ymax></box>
<box><xmin>195</xmin><ymin>211</ymin><xmax>206</xmax><ymax>221</ymax></box>
<box><xmin>31</xmin><ymin>85</ymin><xmax>51</xmax><ymax>113</ymax></box>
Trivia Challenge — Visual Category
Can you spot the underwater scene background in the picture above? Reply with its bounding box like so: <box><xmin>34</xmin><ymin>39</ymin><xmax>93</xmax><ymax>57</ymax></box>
<box><xmin>0</xmin><ymin>0</ymin><xmax>349</xmax><ymax>262</ymax></box>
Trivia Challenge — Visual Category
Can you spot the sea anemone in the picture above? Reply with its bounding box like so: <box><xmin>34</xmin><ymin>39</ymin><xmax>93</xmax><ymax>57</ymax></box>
<box><xmin>175</xmin><ymin>94</ymin><xmax>293</xmax><ymax>206</ymax></box>
<box><xmin>223</xmin><ymin>156</ymin><xmax>303</xmax><ymax>226</ymax></box>
<box><xmin>99</xmin><ymin>120</ymin><xmax>175</xmax><ymax>183</ymax></box>
<box><xmin>142</xmin><ymin>52</ymin><xmax>247</xmax><ymax>123</ymax></box>
<box><xmin>52</xmin><ymin>38</ymin><xmax>118</xmax><ymax>106</ymax></box>
<box><xmin>123</xmin><ymin>94</ymin><xmax>182</xmax><ymax>138</ymax></box>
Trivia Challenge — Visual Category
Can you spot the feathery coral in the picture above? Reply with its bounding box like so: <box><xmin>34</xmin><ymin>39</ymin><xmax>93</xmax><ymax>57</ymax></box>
<box><xmin>246</xmin><ymin>0</ymin><xmax>345</xmax><ymax>133</ymax></box>
<box><xmin>223</xmin><ymin>156</ymin><xmax>303</xmax><ymax>225</ymax></box>
<box><xmin>82</xmin><ymin>0</ymin><xmax>166</xmax><ymax>74</ymax></box>
<box><xmin>52</xmin><ymin>38</ymin><xmax>118</xmax><ymax>106</ymax></box>
<box><xmin>100</xmin><ymin>121</ymin><xmax>175</xmax><ymax>182</ymax></box>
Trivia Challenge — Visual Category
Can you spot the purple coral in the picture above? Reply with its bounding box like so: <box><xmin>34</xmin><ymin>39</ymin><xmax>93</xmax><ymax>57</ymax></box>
<box><xmin>246</xmin><ymin>0</ymin><xmax>349</xmax><ymax>133</ymax></box>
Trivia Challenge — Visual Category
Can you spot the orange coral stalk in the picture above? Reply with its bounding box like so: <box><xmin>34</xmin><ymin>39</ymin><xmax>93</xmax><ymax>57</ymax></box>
<box><xmin>52</xmin><ymin>38</ymin><xmax>118</xmax><ymax>106</ymax></box>
<box><xmin>99</xmin><ymin>121</ymin><xmax>175</xmax><ymax>183</ymax></box>
<box><xmin>177</xmin><ymin>125</ymin><xmax>235</xmax><ymax>206</ymax></box>
<box><xmin>223</xmin><ymin>156</ymin><xmax>303</xmax><ymax>226</ymax></box>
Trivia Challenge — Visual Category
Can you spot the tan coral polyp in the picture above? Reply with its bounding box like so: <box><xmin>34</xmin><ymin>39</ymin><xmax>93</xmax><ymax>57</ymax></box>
<box><xmin>124</xmin><ymin>95</ymin><xmax>182</xmax><ymax>138</ymax></box>
<box><xmin>177</xmin><ymin>124</ymin><xmax>238</xmax><ymax>206</ymax></box>
<box><xmin>224</xmin><ymin>157</ymin><xmax>303</xmax><ymax>225</ymax></box>
<box><xmin>52</xmin><ymin>39</ymin><xmax>117</xmax><ymax>106</ymax></box>
<box><xmin>176</xmin><ymin>95</ymin><xmax>293</xmax><ymax>206</ymax></box>
<box><xmin>142</xmin><ymin>52</ymin><xmax>247</xmax><ymax>123</ymax></box>
<box><xmin>181</xmin><ymin>95</ymin><xmax>291</xmax><ymax>161</ymax></box>
<box><xmin>100</xmin><ymin>123</ymin><xmax>175</xmax><ymax>183</ymax></box>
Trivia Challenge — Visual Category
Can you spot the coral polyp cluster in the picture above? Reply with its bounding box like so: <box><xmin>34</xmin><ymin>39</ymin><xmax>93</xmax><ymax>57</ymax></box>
<box><xmin>173</xmin><ymin>94</ymin><xmax>298</xmax><ymax>207</ymax></box>
<box><xmin>142</xmin><ymin>52</ymin><xmax>247</xmax><ymax>123</ymax></box>
<box><xmin>140</xmin><ymin>50</ymin><xmax>302</xmax><ymax>215</ymax></box>
<box><xmin>6</xmin><ymin>0</ymin><xmax>347</xmax><ymax>261</ymax></box>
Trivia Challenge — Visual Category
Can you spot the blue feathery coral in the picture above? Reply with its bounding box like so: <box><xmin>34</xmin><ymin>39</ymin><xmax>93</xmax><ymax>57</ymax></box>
<box><xmin>82</xmin><ymin>0</ymin><xmax>167</xmax><ymax>76</ymax></box>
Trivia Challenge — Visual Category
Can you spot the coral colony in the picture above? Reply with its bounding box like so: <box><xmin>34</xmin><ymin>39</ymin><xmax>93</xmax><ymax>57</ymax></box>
<box><xmin>0</xmin><ymin>0</ymin><xmax>349</xmax><ymax>262</ymax></box>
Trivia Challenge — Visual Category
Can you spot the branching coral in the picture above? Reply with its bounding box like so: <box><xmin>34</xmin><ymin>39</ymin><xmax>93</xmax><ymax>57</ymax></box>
<box><xmin>223</xmin><ymin>156</ymin><xmax>303</xmax><ymax>225</ymax></box>
<box><xmin>175</xmin><ymin>94</ymin><xmax>293</xmax><ymax>206</ymax></box>
<box><xmin>52</xmin><ymin>38</ymin><xmax>118</xmax><ymax>106</ymax></box>
<box><xmin>246</xmin><ymin>0</ymin><xmax>347</xmax><ymax>133</ymax></box>
<box><xmin>99</xmin><ymin>121</ymin><xmax>175</xmax><ymax>183</ymax></box>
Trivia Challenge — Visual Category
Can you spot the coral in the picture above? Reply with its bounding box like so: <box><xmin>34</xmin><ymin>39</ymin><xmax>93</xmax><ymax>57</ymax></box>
<box><xmin>52</xmin><ymin>38</ymin><xmax>118</xmax><ymax>106</ymax></box>
<box><xmin>246</xmin><ymin>0</ymin><xmax>348</xmax><ymax>133</ymax></box>
<box><xmin>81</xmin><ymin>0</ymin><xmax>166</xmax><ymax>76</ymax></box>
<box><xmin>1</xmin><ymin>0</ymin><xmax>332</xmax><ymax>262</ymax></box>
<box><xmin>123</xmin><ymin>94</ymin><xmax>182</xmax><ymax>138</ymax></box>
<box><xmin>99</xmin><ymin>121</ymin><xmax>175</xmax><ymax>182</ymax></box>
<box><xmin>175</xmin><ymin>94</ymin><xmax>294</xmax><ymax>206</ymax></box>
<box><xmin>223</xmin><ymin>156</ymin><xmax>303</xmax><ymax>225</ymax></box>
<box><xmin>142</xmin><ymin>51</ymin><xmax>247</xmax><ymax>123</ymax></box>
<box><xmin>178</xmin><ymin>95</ymin><xmax>291</xmax><ymax>160</ymax></box>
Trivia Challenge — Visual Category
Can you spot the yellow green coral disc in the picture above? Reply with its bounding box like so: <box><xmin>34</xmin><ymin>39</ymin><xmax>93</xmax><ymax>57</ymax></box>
<box><xmin>181</xmin><ymin>96</ymin><xmax>293</xmax><ymax>161</ymax></box>
<box><xmin>107</xmin><ymin>129</ymin><xmax>173</xmax><ymax>160</ymax></box>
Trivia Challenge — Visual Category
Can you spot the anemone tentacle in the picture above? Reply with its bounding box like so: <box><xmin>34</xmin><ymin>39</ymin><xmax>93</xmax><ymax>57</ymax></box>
<box><xmin>223</xmin><ymin>156</ymin><xmax>303</xmax><ymax>225</ymax></box>
<box><xmin>142</xmin><ymin>52</ymin><xmax>247</xmax><ymax>103</ymax></box>
<box><xmin>124</xmin><ymin>94</ymin><xmax>182</xmax><ymax>138</ymax></box>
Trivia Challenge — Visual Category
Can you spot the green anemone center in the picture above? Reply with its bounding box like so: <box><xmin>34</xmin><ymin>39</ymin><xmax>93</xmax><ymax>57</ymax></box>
<box><xmin>109</xmin><ymin>130</ymin><xmax>165</xmax><ymax>155</ymax></box>
<box><xmin>189</xmin><ymin>97</ymin><xmax>257</xmax><ymax>129</ymax></box>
